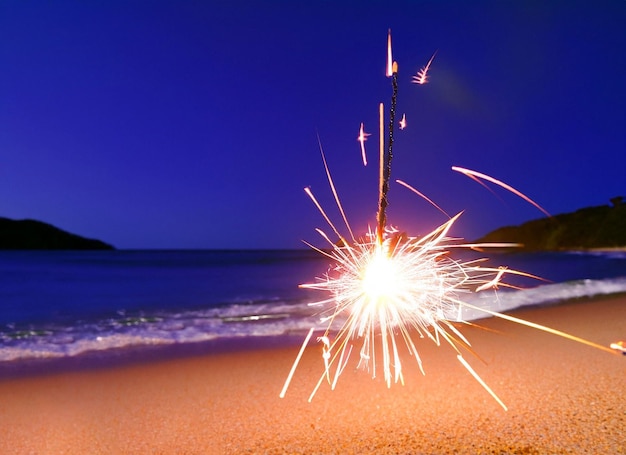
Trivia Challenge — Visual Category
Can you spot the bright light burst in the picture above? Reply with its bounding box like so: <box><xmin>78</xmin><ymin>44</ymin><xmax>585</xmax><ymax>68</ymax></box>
<box><xmin>280</xmin><ymin>30</ymin><xmax>617</xmax><ymax>409</ymax></box>
<box><xmin>287</xmin><ymin>206</ymin><xmax>538</xmax><ymax>409</ymax></box>
<box><xmin>299</xmin><ymin>218</ymin><xmax>510</xmax><ymax>395</ymax></box>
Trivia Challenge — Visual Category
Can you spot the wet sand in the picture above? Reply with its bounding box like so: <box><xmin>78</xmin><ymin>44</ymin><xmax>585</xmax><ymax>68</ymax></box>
<box><xmin>1</xmin><ymin>295</ymin><xmax>624</xmax><ymax>454</ymax></box>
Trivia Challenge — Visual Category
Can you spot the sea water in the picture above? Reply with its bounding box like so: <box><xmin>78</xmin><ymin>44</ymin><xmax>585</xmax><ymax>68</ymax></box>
<box><xmin>0</xmin><ymin>249</ymin><xmax>625</xmax><ymax>365</ymax></box>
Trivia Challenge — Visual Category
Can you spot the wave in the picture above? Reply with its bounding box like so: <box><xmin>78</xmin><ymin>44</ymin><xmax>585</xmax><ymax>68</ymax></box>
<box><xmin>1</xmin><ymin>275</ymin><xmax>625</xmax><ymax>364</ymax></box>
<box><xmin>456</xmin><ymin>275</ymin><xmax>626</xmax><ymax>321</ymax></box>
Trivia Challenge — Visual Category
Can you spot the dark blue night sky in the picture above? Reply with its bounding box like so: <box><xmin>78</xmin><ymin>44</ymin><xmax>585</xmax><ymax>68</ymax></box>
<box><xmin>1</xmin><ymin>1</ymin><xmax>624</xmax><ymax>249</ymax></box>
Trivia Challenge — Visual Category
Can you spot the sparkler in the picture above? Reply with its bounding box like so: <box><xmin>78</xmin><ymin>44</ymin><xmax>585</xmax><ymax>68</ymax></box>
<box><xmin>280</xmin><ymin>30</ymin><xmax>618</xmax><ymax>409</ymax></box>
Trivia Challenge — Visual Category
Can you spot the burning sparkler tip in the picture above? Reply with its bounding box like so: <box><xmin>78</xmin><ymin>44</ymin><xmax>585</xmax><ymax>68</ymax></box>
<box><xmin>386</xmin><ymin>29</ymin><xmax>393</xmax><ymax>77</ymax></box>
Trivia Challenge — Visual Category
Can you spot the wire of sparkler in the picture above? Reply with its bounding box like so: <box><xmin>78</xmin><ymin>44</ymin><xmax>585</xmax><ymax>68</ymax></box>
<box><xmin>377</xmin><ymin>61</ymin><xmax>398</xmax><ymax>240</ymax></box>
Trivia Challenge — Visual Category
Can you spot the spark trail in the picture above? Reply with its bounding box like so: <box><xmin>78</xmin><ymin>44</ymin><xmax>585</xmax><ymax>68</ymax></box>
<box><xmin>357</xmin><ymin>123</ymin><xmax>370</xmax><ymax>166</ymax></box>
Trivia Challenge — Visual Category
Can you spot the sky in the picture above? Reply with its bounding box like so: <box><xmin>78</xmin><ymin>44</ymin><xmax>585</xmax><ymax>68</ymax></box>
<box><xmin>1</xmin><ymin>1</ymin><xmax>624</xmax><ymax>249</ymax></box>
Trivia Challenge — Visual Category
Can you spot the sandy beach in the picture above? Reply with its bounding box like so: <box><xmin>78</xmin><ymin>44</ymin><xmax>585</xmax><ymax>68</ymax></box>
<box><xmin>0</xmin><ymin>295</ymin><xmax>624</xmax><ymax>454</ymax></box>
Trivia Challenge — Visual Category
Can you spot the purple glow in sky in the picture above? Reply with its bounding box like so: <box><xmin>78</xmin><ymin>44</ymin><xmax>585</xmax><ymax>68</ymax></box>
<box><xmin>1</xmin><ymin>1</ymin><xmax>624</xmax><ymax>249</ymax></box>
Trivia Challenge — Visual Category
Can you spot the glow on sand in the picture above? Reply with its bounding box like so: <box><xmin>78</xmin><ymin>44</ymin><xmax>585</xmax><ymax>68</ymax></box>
<box><xmin>280</xmin><ymin>31</ymin><xmax>618</xmax><ymax>409</ymax></box>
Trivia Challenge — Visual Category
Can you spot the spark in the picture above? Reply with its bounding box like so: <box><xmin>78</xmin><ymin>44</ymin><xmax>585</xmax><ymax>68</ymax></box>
<box><xmin>399</xmin><ymin>113</ymin><xmax>407</xmax><ymax>130</ymax></box>
<box><xmin>396</xmin><ymin>179</ymin><xmax>449</xmax><ymax>218</ymax></box>
<box><xmin>457</xmin><ymin>354</ymin><xmax>508</xmax><ymax>411</ymax></box>
<box><xmin>452</xmin><ymin>166</ymin><xmax>551</xmax><ymax>218</ymax></box>
<box><xmin>357</xmin><ymin>122</ymin><xmax>371</xmax><ymax>166</ymax></box>
<box><xmin>475</xmin><ymin>267</ymin><xmax>507</xmax><ymax>292</ymax></box>
<box><xmin>412</xmin><ymin>50</ymin><xmax>437</xmax><ymax>85</ymax></box>
<box><xmin>279</xmin><ymin>327</ymin><xmax>314</xmax><ymax>398</ymax></box>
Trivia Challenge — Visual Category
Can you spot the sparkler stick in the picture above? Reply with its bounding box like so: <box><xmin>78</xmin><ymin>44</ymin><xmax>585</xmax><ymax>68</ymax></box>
<box><xmin>377</xmin><ymin>60</ymin><xmax>398</xmax><ymax>240</ymax></box>
<box><xmin>396</xmin><ymin>179</ymin><xmax>450</xmax><ymax>218</ymax></box>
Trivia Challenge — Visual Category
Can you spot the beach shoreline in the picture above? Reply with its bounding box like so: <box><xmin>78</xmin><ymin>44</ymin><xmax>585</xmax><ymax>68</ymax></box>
<box><xmin>1</xmin><ymin>294</ymin><xmax>624</xmax><ymax>454</ymax></box>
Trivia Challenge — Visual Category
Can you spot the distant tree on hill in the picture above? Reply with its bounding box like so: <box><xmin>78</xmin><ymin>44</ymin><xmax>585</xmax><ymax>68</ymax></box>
<box><xmin>610</xmin><ymin>196</ymin><xmax>623</xmax><ymax>207</ymax></box>
<box><xmin>477</xmin><ymin>200</ymin><xmax>626</xmax><ymax>250</ymax></box>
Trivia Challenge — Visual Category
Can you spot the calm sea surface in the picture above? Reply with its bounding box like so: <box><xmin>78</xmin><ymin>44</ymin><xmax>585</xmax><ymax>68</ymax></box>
<box><xmin>0</xmin><ymin>249</ymin><xmax>625</xmax><ymax>365</ymax></box>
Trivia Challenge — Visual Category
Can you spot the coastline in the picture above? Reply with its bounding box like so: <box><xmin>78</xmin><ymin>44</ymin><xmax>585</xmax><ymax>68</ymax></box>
<box><xmin>1</xmin><ymin>294</ymin><xmax>624</xmax><ymax>454</ymax></box>
<box><xmin>581</xmin><ymin>247</ymin><xmax>626</xmax><ymax>253</ymax></box>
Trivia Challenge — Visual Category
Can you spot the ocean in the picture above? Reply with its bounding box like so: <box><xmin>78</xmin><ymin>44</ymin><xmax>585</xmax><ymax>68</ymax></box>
<box><xmin>1</xmin><ymin>249</ymin><xmax>625</xmax><ymax>369</ymax></box>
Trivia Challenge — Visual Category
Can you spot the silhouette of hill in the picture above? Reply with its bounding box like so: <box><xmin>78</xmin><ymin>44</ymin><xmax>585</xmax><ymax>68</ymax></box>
<box><xmin>0</xmin><ymin>217</ymin><xmax>114</xmax><ymax>250</ymax></box>
<box><xmin>476</xmin><ymin>197</ymin><xmax>626</xmax><ymax>251</ymax></box>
